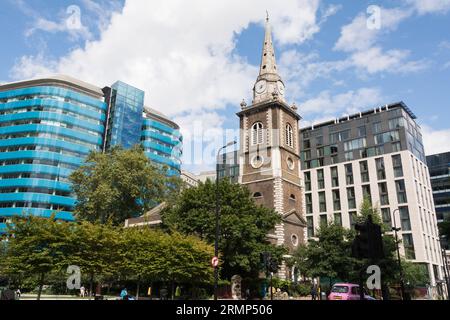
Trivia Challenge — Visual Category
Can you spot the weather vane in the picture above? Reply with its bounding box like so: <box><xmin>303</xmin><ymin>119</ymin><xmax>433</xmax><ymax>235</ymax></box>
<box><xmin>266</xmin><ymin>10</ymin><xmax>269</xmax><ymax>22</ymax></box>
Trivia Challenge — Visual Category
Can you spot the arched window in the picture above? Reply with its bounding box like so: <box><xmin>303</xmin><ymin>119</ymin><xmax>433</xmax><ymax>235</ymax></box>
<box><xmin>251</xmin><ymin>122</ymin><xmax>264</xmax><ymax>145</ymax></box>
<box><xmin>286</xmin><ymin>123</ymin><xmax>293</xmax><ymax>148</ymax></box>
<box><xmin>253</xmin><ymin>192</ymin><xmax>263</xmax><ymax>198</ymax></box>
<box><xmin>289</xmin><ymin>194</ymin><xmax>296</xmax><ymax>201</ymax></box>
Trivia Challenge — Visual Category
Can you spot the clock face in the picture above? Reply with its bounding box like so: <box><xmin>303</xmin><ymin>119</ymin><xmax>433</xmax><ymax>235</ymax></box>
<box><xmin>277</xmin><ymin>81</ymin><xmax>285</xmax><ymax>95</ymax></box>
<box><xmin>255</xmin><ymin>80</ymin><xmax>267</xmax><ymax>94</ymax></box>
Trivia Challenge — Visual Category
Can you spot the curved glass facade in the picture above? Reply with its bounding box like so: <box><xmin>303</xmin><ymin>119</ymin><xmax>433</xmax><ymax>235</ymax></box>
<box><xmin>141</xmin><ymin>114</ymin><xmax>182</xmax><ymax>176</ymax></box>
<box><xmin>0</xmin><ymin>76</ymin><xmax>183</xmax><ymax>233</ymax></box>
<box><xmin>0</xmin><ymin>81</ymin><xmax>107</xmax><ymax>231</ymax></box>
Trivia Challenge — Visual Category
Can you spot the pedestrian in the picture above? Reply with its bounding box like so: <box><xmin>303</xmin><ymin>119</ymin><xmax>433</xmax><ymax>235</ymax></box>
<box><xmin>15</xmin><ymin>289</ymin><xmax>21</xmax><ymax>299</ymax></box>
<box><xmin>120</xmin><ymin>288</ymin><xmax>128</xmax><ymax>300</ymax></box>
<box><xmin>245</xmin><ymin>288</ymin><xmax>250</xmax><ymax>300</ymax></box>
<box><xmin>80</xmin><ymin>286</ymin><xmax>85</xmax><ymax>298</ymax></box>
<box><xmin>311</xmin><ymin>283</ymin><xmax>318</xmax><ymax>300</ymax></box>
<box><xmin>175</xmin><ymin>286</ymin><xmax>181</xmax><ymax>299</ymax></box>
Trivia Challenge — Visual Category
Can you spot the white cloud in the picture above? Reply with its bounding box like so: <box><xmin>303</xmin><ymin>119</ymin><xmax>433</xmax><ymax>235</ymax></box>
<box><xmin>405</xmin><ymin>0</ymin><xmax>450</xmax><ymax>15</ymax></box>
<box><xmin>332</xmin><ymin>7</ymin><xmax>432</xmax><ymax>75</ymax></box>
<box><xmin>10</xmin><ymin>0</ymin><xmax>330</xmax><ymax>118</ymax></box>
<box><xmin>300</xmin><ymin>87</ymin><xmax>385</xmax><ymax>118</ymax></box>
<box><xmin>422</xmin><ymin>125</ymin><xmax>450</xmax><ymax>155</ymax></box>
<box><xmin>350</xmin><ymin>47</ymin><xmax>429</xmax><ymax>74</ymax></box>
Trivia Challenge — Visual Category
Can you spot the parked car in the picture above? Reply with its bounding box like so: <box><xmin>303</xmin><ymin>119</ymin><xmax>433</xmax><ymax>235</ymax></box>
<box><xmin>328</xmin><ymin>283</ymin><xmax>376</xmax><ymax>300</ymax></box>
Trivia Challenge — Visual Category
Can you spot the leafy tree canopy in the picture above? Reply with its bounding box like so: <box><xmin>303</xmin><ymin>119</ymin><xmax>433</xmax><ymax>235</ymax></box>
<box><xmin>69</xmin><ymin>145</ymin><xmax>180</xmax><ymax>225</ymax></box>
<box><xmin>161</xmin><ymin>178</ymin><xmax>285</xmax><ymax>279</ymax></box>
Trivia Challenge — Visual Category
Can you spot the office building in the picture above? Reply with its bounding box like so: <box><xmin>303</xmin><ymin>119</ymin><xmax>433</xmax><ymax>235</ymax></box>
<box><xmin>300</xmin><ymin>102</ymin><xmax>444</xmax><ymax>291</ymax></box>
<box><xmin>0</xmin><ymin>75</ymin><xmax>182</xmax><ymax>232</ymax></box>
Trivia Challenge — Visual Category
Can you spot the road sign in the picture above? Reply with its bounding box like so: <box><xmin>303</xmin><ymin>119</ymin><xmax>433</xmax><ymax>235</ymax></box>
<box><xmin>211</xmin><ymin>257</ymin><xmax>219</xmax><ymax>268</ymax></box>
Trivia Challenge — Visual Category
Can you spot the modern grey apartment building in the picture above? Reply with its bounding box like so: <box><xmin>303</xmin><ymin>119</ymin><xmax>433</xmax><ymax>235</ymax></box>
<box><xmin>300</xmin><ymin>102</ymin><xmax>444</xmax><ymax>292</ymax></box>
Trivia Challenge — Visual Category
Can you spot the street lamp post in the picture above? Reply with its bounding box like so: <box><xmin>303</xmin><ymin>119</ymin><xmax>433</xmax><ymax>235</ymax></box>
<box><xmin>214</xmin><ymin>141</ymin><xmax>237</xmax><ymax>301</ymax></box>
<box><xmin>391</xmin><ymin>208</ymin><xmax>407</xmax><ymax>300</ymax></box>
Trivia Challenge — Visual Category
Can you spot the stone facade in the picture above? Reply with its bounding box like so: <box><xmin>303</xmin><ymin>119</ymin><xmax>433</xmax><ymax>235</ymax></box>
<box><xmin>237</xmin><ymin>17</ymin><xmax>306</xmax><ymax>280</ymax></box>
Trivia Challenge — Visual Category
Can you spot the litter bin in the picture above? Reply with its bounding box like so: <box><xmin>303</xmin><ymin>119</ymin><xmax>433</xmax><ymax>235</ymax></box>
<box><xmin>321</xmin><ymin>292</ymin><xmax>327</xmax><ymax>300</ymax></box>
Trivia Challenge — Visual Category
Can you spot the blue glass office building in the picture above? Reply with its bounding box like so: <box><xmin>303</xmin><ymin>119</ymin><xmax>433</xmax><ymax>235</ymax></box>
<box><xmin>142</xmin><ymin>107</ymin><xmax>182</xmax><ymax>176</ymax></box>
<box><xmin>106</xmin><ymin>81</ymin><xmax>145</xmax><ymax>150</ymax></box>
<box><xmin>0</xmin><ymin>75</ymin><xmax>182</xmax><ymax>232</ymax></box>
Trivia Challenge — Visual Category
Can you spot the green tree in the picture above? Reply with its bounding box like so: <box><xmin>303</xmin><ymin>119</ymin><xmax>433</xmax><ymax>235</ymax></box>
<box><xmin>69</xmin><ymin>145</ymin><xmax>178</xmax><ymax>225</ymax></box>
<box><xmin>0</xmin><ymin>215</ymin><xmax>72</xmax><ymax>300</ymax></box>
<box><xmin>438</xmin><ymin>217</ymin><xmax>450</xmax><ymax>242</ymax></box>
<box><xmin>66</xmin><ymin>221</ymin><xmax>122</xmax><ymax>298</ymax></box>
<box><xmin>161</xmin><ymin>178</ymin><xmax>285</xmax><ymax>280</ymax></box>
<box><xmin>294</xmin><ymin>223</ymin><xmax>355</xmax><ymax>289</ymax></box>
<box><xmin>119</xmin><ymin>227</ymin><xmax>213</xmax><ymax>298</ymax></box>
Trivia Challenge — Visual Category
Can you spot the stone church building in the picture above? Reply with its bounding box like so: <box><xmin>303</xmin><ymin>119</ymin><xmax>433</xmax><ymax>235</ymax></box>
<box><xmin>237</xmin><ymin>16</ymin><xmax>306</xmax><ymax>280</ymax></box>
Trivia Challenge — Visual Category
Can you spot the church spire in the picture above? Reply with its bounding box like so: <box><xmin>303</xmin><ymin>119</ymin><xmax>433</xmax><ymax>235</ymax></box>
<box><xmin>253</xmin><ymin>13</ymin><xmax>285</xmax><ymax>104</ymax></box>
<box><xmin>259</xmin><ymin>13</ymin><xmax>279</xmax><ymax>78</ymax></box>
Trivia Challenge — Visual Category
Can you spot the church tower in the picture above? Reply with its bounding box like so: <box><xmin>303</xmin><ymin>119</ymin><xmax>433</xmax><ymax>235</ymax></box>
<box><xmin>237</xmin><ymin>16</ymin><xmax>306</xmax><ymax>280</ymax></box>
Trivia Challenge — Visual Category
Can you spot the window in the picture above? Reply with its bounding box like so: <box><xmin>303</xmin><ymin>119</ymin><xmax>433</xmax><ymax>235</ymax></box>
<box><xmin>402</xmin><ymin>234</ymin><xmax>416</xmax><ymax>259</ymax></box>
<box><xmin>375</xmin><ymin>130</ymin><xmax>400</xmax><ymax>145</ymax></box>
<box><xmin>349</xmin><ymin>212</ymin><xmax>357</xmax><ymax>230</ymax></box>
<box><xmin>317</xmin><ymin>148</ymin><xmax>324</xmax><ymax>158</ymax></box>
<box><xmin>396</xmin><ymin>180</ymin><xmax>408</xmax><ymax>204</ymax></box>
<box><xmin>389</xmin><ymin>117</ymin><xmax>405</xmax><ymax>130</ymax></box>
<box><xmin>286</xmin><ymin>124</ymin><xmax>294</xmax><ymax>148</ymax></box>
<box><xmin>360</xmin><ymin>161</ymin><xmax>369</xmax><ymax>183</ymax></box>
<box><xmin>392</xmin><ymin>155</ymin><xmax>403</xmax><ymax>177</ymax></box>
<box><xmin>347</xmin><ymin>187</ymin><xmax>356</xmax><ymax>209</ymax></box>
<box><xmin>330</xmin><ymin>145</ymin><xmax>338</xmax><ymax>154</ymax></box>
<box><xmin>307</xmin><ymin>217</ymin><xmax>314</xmax><ymax>237</ymax></box>
<box><xmin>381</xmin><ymin>208</ymin><xmax>392</xmax><ymax>229</ymax></box>
<box><xmin>316</xmin><ymin>136</ymin><xmax>323</xmax><ymax>146</ymax></box>
<box><xmin>253</xmin><ymin>192</ymin><xmax>262</xmax><ymax>198</ymax></box>
<box><xmin>333</xmin><ymin>190</ymin><xmax>341</xmax><ymax>211</ymax></box>
<box><xmin>251</xmin><ymin>122</ymin><xmax>263</xmax><ymax>145</ymax></box>
<box><xmin>400</xmin><ymin>206</ymin><xmax>411</xmax><ymax>231</ymax></box>
<box><xmin>345</xmin><ymin>152</ymin><xmax>354</xmax><ymax>161</ymax></box>
<box><xmin>317</xmin><ymin>169</ymin><xmax>325</xmax><ymax>189</ymax></box>
<box><xmin>392</xmin><ymin>142</ymin><xmax>401</xmax><ymax>152</ymax></box>
<box><xmin>345</xmin><ymin>164</ymin><xmax>354</xmax><ymax>185</ymax></box>
<box><xmin>330</xmin><ymin>130</ymin><xmax>350</xmax><ymax>143</ymax></box>
<box><xmin>376</xmin><ymin>158</ymin><xmax>386</xmax><ymax>180</ymax></box>
<box><xmin>289</xmin><ymin>194</ymin><xmax>296</xmax><ymax>201</ymax></box>
<box><xmin>358</xmin><ymin>126</ymin><xmax>366</xmax><ymax>137</ymax></box>
<box><xmin>306</xmin><ymin>194</ymin><xmax>312</xmax><ymax>214</ymax></box>
<box><xmin>362</xmin><ymin>185</ymin><xmax>372</xmax><ymax>203</ymax></box>
<box><xmin>378</xmin><ymin>182</ymin><xmax>389</xmax><ymax>205</ymax></box>
<box><xmin>344</xmin><ymin>138</ymin><xmax>367</xmax><ymax>152</ymax></box>
<box><xmin>320</xmin><ymin>214</ymin><xmax>328</xmax><ymax>227</ymax></box>
<box><xmin>331</xmin><ymin>166</ymin><xmax>339</xmax><ymax>187</ymax></box>
<box><xmin>319</xmin><ymin>192</ymin><xmax>327</xmax><ymax>212</ymax></box>
<box><xmin>373</xmin><ymin>122</ymin><xmax>382</xmax><ymax>134</ymax></box>
<box><xmin>304</xmin><ymin>172</ymin><xmax>311</xmax><ymax>192</ymax></box>
<box><xmin>334</xmin><ymin>213</ymin><xmax>342</xmax><ymax>226</ymax></box>
<box><xmin>303</xmin><ymin>139</ymin><xmax>311</xmax><ymax>149</ymax></box>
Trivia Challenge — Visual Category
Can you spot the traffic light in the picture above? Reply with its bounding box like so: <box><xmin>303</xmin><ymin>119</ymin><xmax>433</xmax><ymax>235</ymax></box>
<box><xmin>268</xmin><ymin>259</ymin><xmax>279</xmax><ymax>273</ymax></box>
<box><xmin>351</xmin><ymin>216</ymin><xmax>384</xmax><ymax>260</ymax></box>
<box><xmin>260</xmin><ymin>252</ymin><xmax>279</xmax><ymax>273</ymax></box>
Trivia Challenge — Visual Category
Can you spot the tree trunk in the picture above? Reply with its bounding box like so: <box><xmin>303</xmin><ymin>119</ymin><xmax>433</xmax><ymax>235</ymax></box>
<box><xmin>37</xmin><ymin>273</ymin><xmax>45</xmax><ymax>301</ymax></box>
<box><xmin>171</xmin><ymin>281</ymin><xmax>175</xmax><ymax>300</ymax></box>
<box><xmin>89</xmin><ymin>273</ymin><xmax>94</xmax><ymax>300</ymax></box>
<box><xmin>136</xmin><ymin>276</ymin><xmax>141</xmax><ymax>300</ymax></box>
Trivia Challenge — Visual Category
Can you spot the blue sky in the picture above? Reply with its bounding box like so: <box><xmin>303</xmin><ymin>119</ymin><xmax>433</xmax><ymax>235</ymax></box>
<box><xmin>1</xmin><ymin>0</ymin><xmax>449</xmax><ymax>173</ymax></box>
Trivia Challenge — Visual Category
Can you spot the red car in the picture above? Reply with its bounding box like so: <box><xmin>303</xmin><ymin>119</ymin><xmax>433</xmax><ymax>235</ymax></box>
<box><xmin>328</xmin><ymin>283</ymin><xmax>375</xmax><ymax>300</ymax></box>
